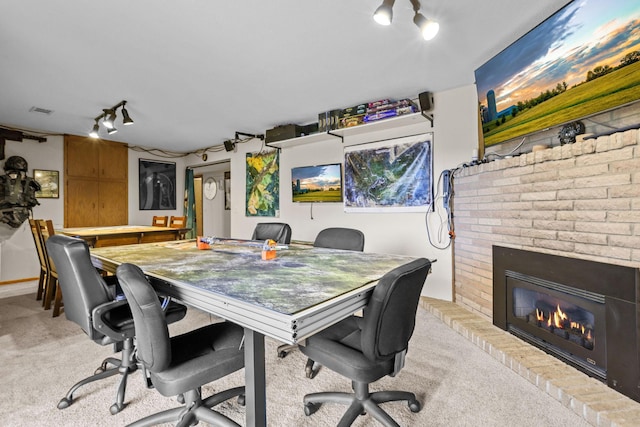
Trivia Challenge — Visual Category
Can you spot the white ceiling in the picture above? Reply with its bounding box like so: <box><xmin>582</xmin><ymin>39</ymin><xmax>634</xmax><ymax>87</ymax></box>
<box><xmin>0</xmin><ymin>0</ymin><xmax>564</xmax><ymax>153</ymax></box>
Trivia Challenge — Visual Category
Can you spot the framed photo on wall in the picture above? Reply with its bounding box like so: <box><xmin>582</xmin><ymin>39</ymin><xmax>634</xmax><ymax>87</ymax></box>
<box><xmin>33</xmin><ymin>169</ymin><xmax>59</xmax><ymax>198</ymax></box>
<box><xmin>139</xmin><ymin>159</ymin><xmax>176</xmax><ymax>210</ymax></box>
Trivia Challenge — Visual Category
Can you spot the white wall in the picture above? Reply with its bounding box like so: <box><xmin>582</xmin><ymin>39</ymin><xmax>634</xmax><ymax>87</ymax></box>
<box><xmin>0</xmin><ymin>135</ymin><xmax>64</xmax><ymax>281</ymax></box>
<box><xmin>1</xmin><ymin>84</ymin><xmax>479</xmax><ymax>299</ymax></box>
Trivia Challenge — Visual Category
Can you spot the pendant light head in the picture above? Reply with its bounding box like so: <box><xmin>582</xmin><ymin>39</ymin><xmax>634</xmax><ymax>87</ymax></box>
<box><xmin>121</xmin><ymin>105</ymin><xmax>134</xmax><ymax>126</ymax></box>
<box><xmin>373</xmin><ymin>0</ymin><xmax>395</xmax><ymax>26</ymax></box>
<box><xmin>89</xmin><ymin>120</ymin><xmax>100</xmax><ymax>138</ymax></box>
<box><xmin>103</xmin><ymin>109</ymin><xmax>116</xmax><ymax>129</ymax></box>
<box><xmin>413</xmin><ymin>12</ymin><xmax>439</xmax><ymax>40</ymax></box>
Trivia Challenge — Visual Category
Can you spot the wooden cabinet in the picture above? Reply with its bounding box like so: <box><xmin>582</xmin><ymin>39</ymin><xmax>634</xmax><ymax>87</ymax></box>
<box><xmin>64</xmin><ymin>135</ymin><xmax>128</xmax><ymax>227</ymax></box>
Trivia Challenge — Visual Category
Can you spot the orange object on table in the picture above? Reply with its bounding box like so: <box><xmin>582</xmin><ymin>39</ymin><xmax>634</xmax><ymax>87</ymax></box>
<box><xmin>196</xmin><ymin>236</ymin><xmax>211</xmax><ymax>250</ymax></box>
<box><xmin>261</xmin><ymin>239</ymin><xmax>277</xmax><ymax>260</ymax></box>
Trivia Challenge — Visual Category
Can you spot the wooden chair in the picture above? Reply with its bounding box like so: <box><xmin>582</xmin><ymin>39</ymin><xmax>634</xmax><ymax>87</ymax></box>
<box><xmin>152</xmin><ymin>215</ymin><xmax>168</xmax><ymax>227</ymax></box>
<box><xmin>37</xmin><ymin>219</ymin><xmax>63</xmax><ymax>317</ymax></box>
<box><xmin>28</xmin><ymin>219</ymin><xmax>49</xmax><ymax>302</ymax></box>
<box><xmin>169</xmin><ymin>216</ymin><xmax>187</xmax><ymax>239</ymax></box>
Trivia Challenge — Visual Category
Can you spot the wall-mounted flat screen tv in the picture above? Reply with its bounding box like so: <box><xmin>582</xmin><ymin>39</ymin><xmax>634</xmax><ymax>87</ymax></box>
<box><xmin>475</xmin><ymin>0</ymin><xmax>640</xmax><ymax>148</ymax></box>
<box><xmin>291</xmin><ymin>163</ymin><xmax>343</xmax><ymax>203</ymax></box>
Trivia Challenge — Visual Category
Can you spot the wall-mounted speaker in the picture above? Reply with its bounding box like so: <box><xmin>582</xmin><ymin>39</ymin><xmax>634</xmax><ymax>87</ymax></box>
<box><xmin>223</xmin><ymin>140</ymin><xmax>235</xmax><ymax>152</ymax></box>
<box><xmin>418</xmin><ymin>91</ymin><xmax>434</xmax><ymax>112</ymax></box>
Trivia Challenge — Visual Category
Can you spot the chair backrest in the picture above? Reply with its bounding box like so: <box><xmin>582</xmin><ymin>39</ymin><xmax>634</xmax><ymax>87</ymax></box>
<box><xmin>313</xmin><ymin>227</ymin><xmax>365</xmax><ymax>251</ymax></box>
<box><xmin>115</xmin><ymin>263</ymin><xmax>171</xmax><ymax>373</ymax></box>
<box><xmin>37</xmin><ymin>219</ymin><xmax>57</xmax><ymax>275</ymax></box>
<box><xmin>45</xmin><ymin>234</ymin><xmax>113</xmax><ymax>339</ymax></box>
<box><xmin>169</xmin><ymin>216</ymin><xmax>187</xmax><ymax>228</ymax></box>
<box><xmin>251</xmin><ymin>222</ymin><xmax>292</xmax><ymax>244</ymax></box>
<box><xmin>361</xmin><ymin>258</ymin><xmax>431</xmax><ymax>362</ymax></box>
<box><xmin>152</xmin><ymin>216</ymin><xmax>169</xmax><ymax>227</ymax></box>
<box><xmin>28</xmin><ymin>219</ymin><xmax>49</xmax><ymax>270</ymax></box>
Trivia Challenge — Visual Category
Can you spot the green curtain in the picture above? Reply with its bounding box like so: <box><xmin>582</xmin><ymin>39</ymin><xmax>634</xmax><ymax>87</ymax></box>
<box><xmin>183</xmin><ymin>168</ymin><xmax>196</xmax><ymax>239</ymax></box>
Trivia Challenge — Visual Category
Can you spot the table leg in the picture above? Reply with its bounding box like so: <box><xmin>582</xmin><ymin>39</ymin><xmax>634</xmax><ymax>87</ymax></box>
<box><xmin>244</xmin><ymin>328</ymin><xmax>266</xmax><ymax>427</ymax></box>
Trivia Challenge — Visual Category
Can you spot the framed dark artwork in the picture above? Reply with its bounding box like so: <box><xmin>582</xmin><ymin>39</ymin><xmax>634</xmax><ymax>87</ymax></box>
<box><xmin>343</xmin><ymin>133</ymin><xmax>433</xmax><ymax>213</ymax></box>
<box><xmin>139</xmin><ymin>159</ymin><xmax>176</xmax><ymax>210</ymax></box>
<box><xmin>224</xmin><ymin>171</ymin><xmax>231</xmax><ymax>210</ymax></box>
<box><xmin>33</xmin><ymin>169</ymin><xmax>59</xmax><ymax>198</ymax></box>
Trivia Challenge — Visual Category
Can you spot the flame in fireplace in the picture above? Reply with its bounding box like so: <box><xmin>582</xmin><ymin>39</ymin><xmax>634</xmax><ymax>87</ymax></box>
<box><xmin>533</xmin><ymin>303</ymin><xmax>594</xmax><ymax>349</ymax></box>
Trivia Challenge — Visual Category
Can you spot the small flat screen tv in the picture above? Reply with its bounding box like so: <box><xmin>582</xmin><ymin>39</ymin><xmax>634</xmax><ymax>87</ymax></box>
<box><xmin>475</xmin><ymin>0</ymin><xmax>640</xmax><ymax>148</ymax></box>
<box><xmin>291</xmin><ymin>163</ymin><xmax>343</xmax><ymax>203</ymax></box>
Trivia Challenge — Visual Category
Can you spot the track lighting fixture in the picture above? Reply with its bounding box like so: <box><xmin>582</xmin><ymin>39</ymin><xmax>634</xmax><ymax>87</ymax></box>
<box><xmin>88</xmin><ymin>100</ymin><xmax>134</xmax><ymax>138</ymax></box>
<box><xmin>373</xmin><ymin>0</ymin><xmax>439</xmax><ymax>41</ymax></box>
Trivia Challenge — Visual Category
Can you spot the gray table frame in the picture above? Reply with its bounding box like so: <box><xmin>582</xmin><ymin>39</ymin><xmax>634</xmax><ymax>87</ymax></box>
<box><xmin>91</xmin><ymin>243</ymin><xmax>414</xmax><ymax>426</ymax></box>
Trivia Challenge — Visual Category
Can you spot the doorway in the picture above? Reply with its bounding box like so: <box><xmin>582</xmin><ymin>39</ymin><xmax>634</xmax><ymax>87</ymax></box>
<box><xmin>193</xmin><ymin>160</ymin><xmax>231</xmax><ymax>239</ymax></box>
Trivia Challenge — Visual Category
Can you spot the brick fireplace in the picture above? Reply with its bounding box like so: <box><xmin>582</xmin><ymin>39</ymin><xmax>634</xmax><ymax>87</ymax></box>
<box><xmin>451</xmin><ymin>128</ymin><xmax>640</xmax><ymax>404</ymax></box>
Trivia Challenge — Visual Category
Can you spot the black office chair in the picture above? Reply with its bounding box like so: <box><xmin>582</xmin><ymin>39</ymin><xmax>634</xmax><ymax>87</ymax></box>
<box><xmin>46</xmin><ymin>234</ymin><xmax>187</xmax><ymax>415</ymax></box>
<box><xmin>313</xmin><ymin>227</ymin><xmax>365</xmax><ymax>252</ymax></box>
<box><xmin>277</xmin><ymin>227</ymin><xmax>365</xmax><ymax>378</ymax></box>
<box><xmin>115</xmin><ymin>263</ymin><xmax>246</xmax><ymax>427</ymax></box>
<box><xmin>251</xmin><ymin>222</ymin><xmax>292</xmax><ymax>244</ymax></box>
<box><xmin>299</xmin><ymin>258</ymin><xmax>432</xmax><ymax>427</ymax></box>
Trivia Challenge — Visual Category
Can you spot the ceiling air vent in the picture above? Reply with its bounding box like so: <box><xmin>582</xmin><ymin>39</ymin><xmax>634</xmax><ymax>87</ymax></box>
<box><xmin>29</xmin><ymin>106</ymin><xmax>53</xmax><ymax>115</ymax></box>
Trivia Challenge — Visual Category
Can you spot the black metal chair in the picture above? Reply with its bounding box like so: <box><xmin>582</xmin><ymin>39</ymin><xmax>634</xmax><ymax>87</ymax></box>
<box><xmin>115</xmin><ymin>263</ymin><xmax>246</xmax><ymax>427</ymax></box>
<box><xmin>277</xmin><ymin>227</ymin><xmax>365</xmax><ymax>379</ymax></box>
<box><xmin>45</xmin><ymin>234</ymin><xmax>187</xmax><ymax>415</ymax></box>
<box><xmin>251</xmin><ymin>222</ymin><xmax>292</xmax><ymax>244</ymax></box>
<box><xmin>299</xmin><ymin>258</ymin><xmax>432</xmax><ymax>427</ymax></box>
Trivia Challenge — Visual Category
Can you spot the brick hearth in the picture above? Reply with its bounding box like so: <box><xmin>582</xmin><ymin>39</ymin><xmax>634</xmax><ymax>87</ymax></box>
<box><xmin>420</xmin><ymin>297</ymin><xmax>640</xmax><ymax>427</ymax></box>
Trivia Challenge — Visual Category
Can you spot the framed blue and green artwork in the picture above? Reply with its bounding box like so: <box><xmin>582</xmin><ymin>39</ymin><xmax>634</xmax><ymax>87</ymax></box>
<box><xmin>344</xmin><ymin>133</ymin><xmax>433</xmax><ymax>213</ymax></box>
<box><xmin>245</xmin><ymin>150</ymin><xmax>280</xmax><ymax>216</ymax></box>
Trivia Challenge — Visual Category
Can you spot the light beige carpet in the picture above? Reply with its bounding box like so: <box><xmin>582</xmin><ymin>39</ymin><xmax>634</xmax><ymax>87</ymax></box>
<box><xmin>0</xmin><ymin>292</ymin><xmax>592</xmax><ymax>426</ymax></box>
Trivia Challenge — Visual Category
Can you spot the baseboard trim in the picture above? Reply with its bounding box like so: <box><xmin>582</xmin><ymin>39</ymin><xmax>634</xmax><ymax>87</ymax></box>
<box><xmin>0</xmin><ymin>277</ymin><xmax>38</xmax><ymax>286</ymax></box>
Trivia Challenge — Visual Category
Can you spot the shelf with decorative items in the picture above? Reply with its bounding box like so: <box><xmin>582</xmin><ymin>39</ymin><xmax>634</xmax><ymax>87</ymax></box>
<box><xmin>265</xmin><ymin>111</ymin><xmax>431</xmax><ymax>149</ymax></box>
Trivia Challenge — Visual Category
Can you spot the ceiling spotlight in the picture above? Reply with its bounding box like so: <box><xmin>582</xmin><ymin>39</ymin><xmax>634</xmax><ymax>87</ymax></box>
<box><xmin>121</xmin><ymin>104</ymin><xmax>134</xmax><ymax>126</ymax></box>
<box><xmin>103</xmin><ymin>109</ymin><xmax>115</xmax><ymax>129</ymax></box>
<box><xmin>376</xmin><ymin>0</ymin><xmax>439</xmax><ymax>41</ymax></box>
<box><xmin>373</xmin><ymin>0</ymin><xmax>395</xmax><ymax>26</ymax></box>
<box><xmin>107</xmin><ymin>126</ymin><xmax>118</xmax><ymax>135</ymax></box>
<box><xmin>89</xmin><ymin>120</ymin><xmax>100</xmax><ymax>138</ymax></box>
<box><xmin>413</xmin><ymin>12</ymin><xmax>439</xmax><ymax>40</ymax></box>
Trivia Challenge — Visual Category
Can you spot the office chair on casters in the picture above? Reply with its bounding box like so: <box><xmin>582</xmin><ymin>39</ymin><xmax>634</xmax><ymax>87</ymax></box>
<box><xmin>277</xmin><ymin>227</ymin><xmax>365</xmax><ymax>378</ymax></box>
<box><xmin>45</xmin><ymin>234</ymin><xmax>187</xmax><ymax>415</ymax></box>
<box><xmin>299</xmin><ymin>258</ymin><xmax>432</xmax><ymax>427</ymax></box>
<box><xmin>115</xmin><ymin>263</ymin><xmax>246</xmax><ymax>427</ymax></box>
<box><xmin>251</xmin><ymin>222</ymin><xmax>292</xmax><ymax>244</ymax></box>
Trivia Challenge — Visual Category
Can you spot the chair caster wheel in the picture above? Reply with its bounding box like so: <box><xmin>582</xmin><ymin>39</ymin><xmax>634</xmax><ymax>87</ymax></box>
<box><xmin>277</xmin><ymin>350</ymin><xmax>287</xmax><ymax>358</ymax></box>
<box><xmin>304</xmin><ymin>402</ymin><xmax>320</xmax><ymax>416</ymax></box>
<box><xmin>237</xmin><ymin>394</ymin><xmax>246</xmax><ymax>406</ymax></box>
<box><xmin>110</xmin><ymin>403</ymin><xmax>125</xmax><ymax>415</ymax></box>
<box><xmin>408</xmin><ymin>399</ymin><xmax>421</xmax><ymax>413</ymax></box>
<box><xmin>305</xmin><ymin>359</ymin><xmax>318</xmax><ymax>379</ymax></box>
<box><xmin>177</xmin><ymin>394</ymin><xmax>185</xmax><ymax>404</ymax></box>
<box><xmin>57</xmin><ymin>398</ymin><xmax>72</xmax><ymax>410</ymax></box>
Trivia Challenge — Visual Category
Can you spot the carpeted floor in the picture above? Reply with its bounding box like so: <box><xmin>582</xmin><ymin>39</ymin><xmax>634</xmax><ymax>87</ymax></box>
<box><xmin>0</xmin><ymin>292</ymin><xmax>593</xmax><ymax>426</ymax></box>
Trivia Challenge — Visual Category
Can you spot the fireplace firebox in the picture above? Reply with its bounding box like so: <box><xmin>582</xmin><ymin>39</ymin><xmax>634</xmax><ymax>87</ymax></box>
<box><xmin>493</xmin><ymin>246</ymin><xmax>640</xmax><ymax>402</ymax></box>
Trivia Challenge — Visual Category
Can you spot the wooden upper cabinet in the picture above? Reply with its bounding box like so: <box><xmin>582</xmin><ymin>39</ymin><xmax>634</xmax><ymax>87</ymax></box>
<box><xmin>64</xmin><ymin>135</ymin><xmax>128</xmax><ymax>227</ymax></box>
<box><xmin>99</xmin><ymin>140</ymin><xmax>128</xmax><ymax>180</ymax></box>
<box><xmin>65</xmin><ymin>135</ymin><xmax>100</xmax><ymax>177</ymax></box>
